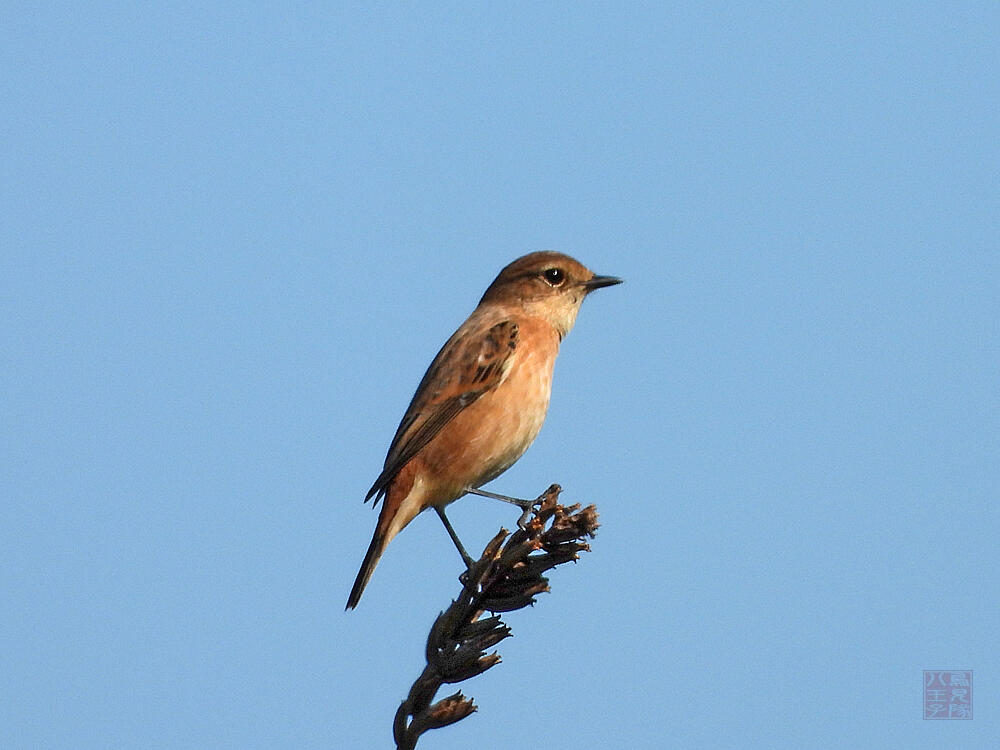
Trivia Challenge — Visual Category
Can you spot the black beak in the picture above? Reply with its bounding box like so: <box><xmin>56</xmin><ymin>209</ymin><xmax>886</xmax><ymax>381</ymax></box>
<box><xmin>583</xmin><ymin>274</ymin><xmax>624</xmax><ymax>292</ymax></box>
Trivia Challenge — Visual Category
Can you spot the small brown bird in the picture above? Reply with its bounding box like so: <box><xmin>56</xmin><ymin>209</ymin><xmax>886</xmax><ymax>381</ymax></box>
<box><xmin>346</xmin><ymin>251</ymin><xmax>621</xmax><ymax>609</ymax></box>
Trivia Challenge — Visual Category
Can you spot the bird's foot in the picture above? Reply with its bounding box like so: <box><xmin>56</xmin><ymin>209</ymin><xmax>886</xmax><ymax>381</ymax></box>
<box><xmin>514</xmin><ymin>499</ymin><xmax>543</xmax><ymax>530</ymax></box>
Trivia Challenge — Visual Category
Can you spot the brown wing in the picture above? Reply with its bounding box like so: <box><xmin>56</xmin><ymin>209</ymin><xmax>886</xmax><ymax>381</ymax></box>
<box><xmin>364</xmin><ymin>320</ymin><xmax>519</xmax><ymax>504</ymax></box>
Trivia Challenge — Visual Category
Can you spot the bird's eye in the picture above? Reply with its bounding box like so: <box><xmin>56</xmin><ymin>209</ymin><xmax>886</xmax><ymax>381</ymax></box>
<box><xmin>542</xmin><ymin>268</ymin><xmax>565</xmax><ymax>286</ymax></box>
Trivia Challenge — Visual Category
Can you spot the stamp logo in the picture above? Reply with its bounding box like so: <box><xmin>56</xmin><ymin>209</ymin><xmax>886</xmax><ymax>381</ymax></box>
<box><xmin>923</xmin><ymin>670</ymin><xmax>972</xmax><ymax>719</ymax></box>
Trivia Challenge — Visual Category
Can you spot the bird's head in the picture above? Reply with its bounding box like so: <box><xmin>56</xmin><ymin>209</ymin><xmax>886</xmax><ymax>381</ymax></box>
<box><xmin>478</xmin><ymin>251</ymin><xmax>622</xmax><ymax>338</ymax></box>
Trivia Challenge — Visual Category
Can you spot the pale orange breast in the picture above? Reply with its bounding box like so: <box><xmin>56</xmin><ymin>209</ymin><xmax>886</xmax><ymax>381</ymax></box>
<box><xmin>418</xmin><ymin>316</ymin><xmax>560</xmax><ymax>504</ymax></box>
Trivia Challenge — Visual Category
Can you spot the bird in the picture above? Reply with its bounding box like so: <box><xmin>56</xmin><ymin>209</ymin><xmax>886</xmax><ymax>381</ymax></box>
<box><xmin>346</xmin><ymin>251</ymin><xmax>621</xmax><ymax>609</ymax></box>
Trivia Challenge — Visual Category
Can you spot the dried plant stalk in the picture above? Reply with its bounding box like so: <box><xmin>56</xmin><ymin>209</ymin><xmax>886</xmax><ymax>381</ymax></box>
<box><xmin>393</xmin><ymin>484</ymin><xmax>599</xmax><ymax>749</ymax></box>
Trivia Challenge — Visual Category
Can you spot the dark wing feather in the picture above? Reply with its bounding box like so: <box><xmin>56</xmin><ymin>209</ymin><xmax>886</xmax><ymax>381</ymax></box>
<box><xmin>365</xmin><ymin>320</ymin><xmax>519</xmax><ymax>504</ymax></box>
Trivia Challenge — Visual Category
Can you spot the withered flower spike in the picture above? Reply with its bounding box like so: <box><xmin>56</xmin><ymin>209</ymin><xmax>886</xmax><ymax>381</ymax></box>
<box><xmin>440</xmin><ymin>652</ymin><xmax>502</xmax><ymax>683</ymax></box>
<box><xmin>392</xmin><ymin>486</ymin><xmax>599</xmax><ymax>749</ymax></box>
<box><xmin>454</xmin><ymin>615</ymin><xmax>504</xmax><ymax>638</ymax></box>
<box><xmin>479</xmin><ymin>590</ymin><xmax>549</xmax><ymax>613</ymax></box>
<box><xmin>426</xmin><ymin>693</ymin><xmax>477</xmax><ymax>728</ymax></box>
<box><xmin>460</xmin><ymin>626</ymin><xmax>512</xmax><ymax>653</ymax></box>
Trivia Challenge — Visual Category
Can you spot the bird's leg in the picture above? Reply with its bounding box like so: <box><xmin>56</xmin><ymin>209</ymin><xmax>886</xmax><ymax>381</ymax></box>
<box><xmin>466</xmin><ymin>487</ymin><xmax>541</xmax><ymax>529</ymax></box>
<box><xmin>434</xmin><ymin>506</ymin><xmax>474</xmax><ymax>569</ymax></box>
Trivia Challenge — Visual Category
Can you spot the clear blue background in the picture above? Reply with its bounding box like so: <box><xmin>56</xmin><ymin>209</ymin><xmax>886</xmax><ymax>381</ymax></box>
<box><xmin>2</xmin><ymin>3</ymin><xmax>997</xmax><ymax>748</ymax></box>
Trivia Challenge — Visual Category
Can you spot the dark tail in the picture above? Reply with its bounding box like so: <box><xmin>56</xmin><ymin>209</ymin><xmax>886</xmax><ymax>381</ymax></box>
<box><xmin>346</xmin><ymin>529</ymin><xmax>386</xmax><ymax>610</ymax></box>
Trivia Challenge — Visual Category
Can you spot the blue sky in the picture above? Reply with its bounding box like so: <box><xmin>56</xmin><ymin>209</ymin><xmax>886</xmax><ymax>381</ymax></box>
<box><xmin>2</xmin><ymin>3</ymin><xmax>998</xmax><ymax>748</ymax></box>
